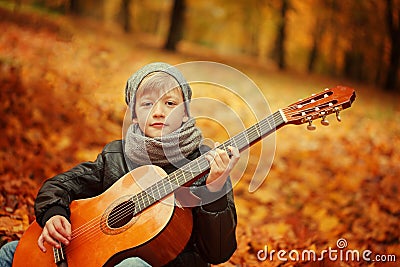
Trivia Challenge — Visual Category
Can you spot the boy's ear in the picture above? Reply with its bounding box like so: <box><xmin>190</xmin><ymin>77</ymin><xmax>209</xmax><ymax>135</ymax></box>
<box><xmin>132</xmin><ymin>117</ymin><xmax>138</xmax><ymax>124</ymax></box>
<box><xmin>182</xmin><ymin>115</ymin><xmax>189</xmax><ymax>122</ymax></box>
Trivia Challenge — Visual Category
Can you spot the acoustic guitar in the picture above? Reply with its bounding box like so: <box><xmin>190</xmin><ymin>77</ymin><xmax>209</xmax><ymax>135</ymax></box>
<box><xmin>12</xmin><ymin>86</ymin><xmax>356</xmax><ymax>266</ymax></box>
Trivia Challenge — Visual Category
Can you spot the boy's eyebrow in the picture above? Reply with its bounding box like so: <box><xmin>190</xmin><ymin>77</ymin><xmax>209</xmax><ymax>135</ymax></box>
<box><xmin>137</xmin><ymin>92</ymin><xmax>182</xmax><ymax>102</ymax></box>
<box><xmin>163</xmin><ymin>93</ymin><xmax>181</xmax><ymax>99</ymax></box>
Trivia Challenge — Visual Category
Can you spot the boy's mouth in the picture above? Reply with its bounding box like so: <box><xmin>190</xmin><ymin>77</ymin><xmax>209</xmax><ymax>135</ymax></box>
<box><xmin>150</xmin><ymin>122</ymin><xmax>166</xmax><ymax>128</ymax></box>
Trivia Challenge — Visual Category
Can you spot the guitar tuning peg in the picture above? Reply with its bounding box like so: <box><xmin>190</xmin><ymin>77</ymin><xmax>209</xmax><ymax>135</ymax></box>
<box><xmin>335</xmin><ymin>110</ymin><xmax>341</xmax><ymax>122</ymax></box>
<box><xmin>307</xmin><ymin>119</ymin><xmax>316</xmax><ymax>131</ymax></box>
<box><xmin>321</xmin><ymin>116</ymin><xmax>330</xmax><ymax>126</ymax></box>
<box><xmin>319</xmin><ymin>111</ymin><xmax>329</xmax><ymax>126</ymax></box>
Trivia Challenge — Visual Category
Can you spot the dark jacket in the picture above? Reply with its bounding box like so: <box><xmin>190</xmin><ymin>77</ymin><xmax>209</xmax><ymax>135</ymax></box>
<box><xmin>34</xmin><ymin>140</ymin><xmax>237</xmax><ymax>266</ymax></box>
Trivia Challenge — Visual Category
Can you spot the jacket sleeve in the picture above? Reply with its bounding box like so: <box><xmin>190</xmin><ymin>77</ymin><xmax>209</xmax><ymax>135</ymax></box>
<box><xmin>34</xmin><ymin>151</ymin><xmax>106</xmax><ymax>227</ymax></box>
<box><xmin>191</xmin><ymin>179</ymin><xmax>237</xmax><ymax>264</ymax></box>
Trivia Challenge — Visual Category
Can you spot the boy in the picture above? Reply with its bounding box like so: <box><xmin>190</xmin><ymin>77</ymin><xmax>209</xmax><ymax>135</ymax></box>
<box><xmin>0</xmin><ymin>62</ymin><xmax>239</xmax><ymax>266</ymax></box>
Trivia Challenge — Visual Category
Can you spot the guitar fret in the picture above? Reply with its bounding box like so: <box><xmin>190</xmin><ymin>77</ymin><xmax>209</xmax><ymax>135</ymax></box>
<box><xmin>155</xmin><ymin>180</ymin><xmax>162</xmax><ymax>200</ymax></box>
<box><xmin>199</xmin><ymin>156</ymin><xmax>209</xmax><ymax>170</ymax></box>
<box><xmin>254</xmin><ymin>121</ymin><xmax>262</xmax><ymax>137</ymax></box>
<box><xmin>229</xmin><ymin>137</ymin><xmax>237</xmax><ymax>148</ymax></box>
<box><xmin>131</xmin><ymin>195</ymin><xmax>138</xmax><ymax>214</ymax></box>
<box><xmin>195</xmin><ymin>158</ymin><xmax>203</xmax><ymax>175</ymax></box>
<box><xmin>183</xmin><ymin>169</ymin><xmax>190</xmax><ymax>184</ymax></box>
<box><xmin>143</xmin><ymin>193</ymin><xmax>150</xmax><ymax>207</ymax></box>
<box><xmin>139</xmin><ymin>195</ymin><xmax>145</xmax><ymax>211</ymax></box>
<box><xmin>175</xmin><ymin>171</ymin><xmax>183</xmax><ymax>185</ymax></box>
<box><xmin>266</xmin><ymin>113</ymin><xmax>275</xmax><ymax>130</ymax></box>
<box><xmin>247</xmin><ymin>124</ymin><xmax>260</xmax><ymax>143</ymax></box>
<box><xmin>160</xmin><ymin>180</ymin><xmax>168</xmax><ymax>197</ymax></box>
<box><xmin>188</xmin><ymin>160</ymin><xmax>198</xmax><ymax>175</ymax></box>
<box><xmin>168</xmin><ymin>177</ymin><xmax>175</xmax><ymax>192</ymax></box>
<box><xmin>234</xmin><ymin>131</ymin><xmax>249</xmax><ymax>151</ymax></box>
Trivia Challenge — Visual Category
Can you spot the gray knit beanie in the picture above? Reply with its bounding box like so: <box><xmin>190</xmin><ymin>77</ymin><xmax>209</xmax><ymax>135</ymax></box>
<box><xmin>125</xmin><ymin>62</ymin><xmax>192</xmax><ymax>118</ymax></box>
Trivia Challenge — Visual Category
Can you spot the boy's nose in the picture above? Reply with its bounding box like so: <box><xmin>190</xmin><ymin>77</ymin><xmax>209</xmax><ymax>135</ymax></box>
<box><xmin>152</xmin><ymin>102</ymin><xmax>165</xmax><ymax>117</ymax></box>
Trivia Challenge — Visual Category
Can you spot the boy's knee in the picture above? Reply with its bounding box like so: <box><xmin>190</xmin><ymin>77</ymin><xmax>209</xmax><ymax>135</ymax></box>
<box><xmin>0</xmin><ymin>240</ymin><xmax>18</xmax><ymax>267</ymax></box>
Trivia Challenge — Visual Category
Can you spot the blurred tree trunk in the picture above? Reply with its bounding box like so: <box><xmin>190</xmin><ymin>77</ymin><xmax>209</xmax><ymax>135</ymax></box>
<box><xmin>274</xmin><ymin>0</ymin><xmax>289</xmax><ymax>70</ymax></box>
<box><xmin>344</xmin><ymin>50</ymin><xmax>364</xmax><ymax>81</ymax></box>
<box><xmin>307</xmin><ymin>35</ymin><xmax>318</xmax><ymax>73</ymax></box>
<box><xmin>120</xmin><ymin>0</ymin><xmax>132</xmax><ymax>32</ymax></box>
<box><xmin>375</xmin><ymin>41</ymin><xmax>385</xmax><ymax>85</ymax></box>
<box><xmin>164</xmin><ymin>0</ymin><xmax>185</xmax><ymax>51</ymax></box>
<box><xmin>307</xmin><ymin>17</ymin><xmax>325</xmax><ymax>73</ymax></box>
<box><xmin>328</xmin><ymin>0</ymin><xmax>340</xmax><ymax>76</ymax></box>
<box><xmin>69</xmin><ymin>0</ymin><xmax>80</xmax><ymax>14</ymax></box>
<box><xmin>384</xmin><ymin>0</ymin><xmax>399</xmax><ymax>91</ymax></box>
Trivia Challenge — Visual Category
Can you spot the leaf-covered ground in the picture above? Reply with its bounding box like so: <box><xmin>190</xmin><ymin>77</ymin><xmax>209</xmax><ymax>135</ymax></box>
<box><xmin>1</xmin><ymin>6</ymin><xmax>399</xmax><ymax>266</ymax></box>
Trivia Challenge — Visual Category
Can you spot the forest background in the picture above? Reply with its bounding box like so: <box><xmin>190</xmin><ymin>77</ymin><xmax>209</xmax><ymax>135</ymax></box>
<box><xmin>0</xmin><ymin>0</ymin><xmax>399</xmax><ymax>266</ymax></box>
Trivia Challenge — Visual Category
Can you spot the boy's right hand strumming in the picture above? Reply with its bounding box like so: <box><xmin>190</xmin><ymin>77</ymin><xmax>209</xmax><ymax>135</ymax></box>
<box><xmin>37</xmin><ymin>215</ymin><xmax>71</xmax><ymax>253</ymax></box>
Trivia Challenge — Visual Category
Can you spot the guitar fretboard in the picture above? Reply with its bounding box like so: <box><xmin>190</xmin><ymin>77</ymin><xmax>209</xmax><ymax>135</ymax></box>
<box><xmin>131</xmin><ymin>110</ymin><xmax>287</xmax><ymax>213</ymax></box>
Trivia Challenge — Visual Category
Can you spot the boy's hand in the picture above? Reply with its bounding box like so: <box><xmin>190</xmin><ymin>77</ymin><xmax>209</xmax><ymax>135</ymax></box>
<box><xmin>205</xmin><ymin>142</ymin><xmax>240</xmax><ymax>192</ymax></box>
<box><xmin>37</xmin><ymin>215</ymin><xmax>71</xmax><ymax>253</ymax></box>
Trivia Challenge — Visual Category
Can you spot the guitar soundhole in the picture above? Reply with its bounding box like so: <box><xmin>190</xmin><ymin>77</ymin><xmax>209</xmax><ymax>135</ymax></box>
<box><xmin>107</xmin><ymin>200</ymin><xmax>135</xmax><ymax>229</ymax></box>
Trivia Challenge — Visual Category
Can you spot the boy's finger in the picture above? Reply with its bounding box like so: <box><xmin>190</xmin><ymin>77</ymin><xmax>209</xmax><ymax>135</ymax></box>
<box><xmin>205</xmin><ymin>152</ymin><xmax>216</xmax><ymax>164</ymax></box>
<box><xmin>57</xmin><ymin>217</ymin><xmax>72</xmax><ymax>242</ymax></box>
<box><xmin>228</xmin><ymin>146</ymin><xmax>240</xmax><ymax>160</ymax></box>
<box><xmin>62</xmin><ymin>218</ymin><xmax>72</xmax><ymax>241</ymax></box>
<box><xmin>37</xmin><ymin>234</ymin><xmax>47</xmax><ymax>253</ymax></box>
<box><xmin>41</xmin><ymin>228</ymin><xmax>60</xmax><ymax>249</ymax></box>
<box><xmin>216</xmin><ymin>148</ymin><xmax>230</xmax><ymax>164</ymax></box>
<box><xmin>47</xmin><ymin>221</ymin><xmax>70</xmax><ymax>247</ymax></box>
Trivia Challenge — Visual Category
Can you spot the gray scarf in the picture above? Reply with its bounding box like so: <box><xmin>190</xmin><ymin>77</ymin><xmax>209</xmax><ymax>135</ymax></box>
<box><xmin>124</xmin><ymin>118</ymin><xmax>202</xmax><ymax>167</ymax></box>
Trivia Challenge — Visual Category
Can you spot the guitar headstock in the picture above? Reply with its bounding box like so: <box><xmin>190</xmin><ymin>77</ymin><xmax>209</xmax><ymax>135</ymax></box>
<box><xmin>282</xmin><ymin>86</ymin><xmax>356</xmax><ymax>130</ymax></box>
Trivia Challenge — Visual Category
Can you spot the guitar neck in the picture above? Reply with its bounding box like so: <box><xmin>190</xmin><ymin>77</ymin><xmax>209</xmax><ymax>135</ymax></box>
<box><xmin>221</xmin><ymin>109</ymin><xmax>287</xmax><ymax>153</ymax></box>
<box><xmin>132</xmin><ymin>110</ymin><xmax>287</xmax><ymax>212</ymax></box>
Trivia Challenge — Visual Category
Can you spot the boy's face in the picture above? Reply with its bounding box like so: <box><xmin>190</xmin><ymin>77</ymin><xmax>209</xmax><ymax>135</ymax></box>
<box><xmin>133</xmin><ymin>87</ymin><xmax>188</xmax><ymax>137</ymax></box>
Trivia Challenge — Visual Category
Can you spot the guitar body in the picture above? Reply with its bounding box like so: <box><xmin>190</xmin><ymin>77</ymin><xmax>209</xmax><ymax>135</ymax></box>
<box><xmin>13</xmin><ymin>165</ymin><xmax>193</xmax><ymax>267</ymax></box>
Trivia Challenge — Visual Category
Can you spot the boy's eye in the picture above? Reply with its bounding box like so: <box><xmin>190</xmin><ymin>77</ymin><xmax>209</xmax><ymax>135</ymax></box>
<box><xmin>166</xmin><ymin>101</ymin><xmax>177</xmax><ymax>106</ymax></box>
<box><xmin>141</xmin><ymin>101</ymin><xmax>153</xmax><ymax>107</ymax></box>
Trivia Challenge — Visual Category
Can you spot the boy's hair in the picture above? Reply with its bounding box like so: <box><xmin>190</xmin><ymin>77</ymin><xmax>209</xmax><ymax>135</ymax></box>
<box><xmin>137</xmin><ymin>72</ymin><xmax>180</xmax><ymax>98</ymax></box>
<box><xmin>125</xmin><ymin>62</ymin><xmax>192</xmax><ymax>118</ymax></box>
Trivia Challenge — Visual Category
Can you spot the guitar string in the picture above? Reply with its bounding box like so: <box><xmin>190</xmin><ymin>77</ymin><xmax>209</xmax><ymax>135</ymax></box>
<box><xmin>68</xmin><ymin>94</ymin><xmax>346</xmax><ymax>253</ymax></box>
<box><xmin>61</xmin><ymin>98</ymin><xmax>334</xmax><ymax>252</ymax></box>
<box><xmin>63</xmin><ymin>115</ymin><xmax>285</xmax><ymax>255</ymax></box>
<box><xmin>75</xmin><ymin>112</ymin><xmax>282</xmax><ymax>237</ymax></box>
<box><xmin>63</xmin><ymin>111</ymin><xmax>285</xmax><ymax>254</ymax></box>
<box><xmin>66</xmin><ymin>159</ymin><xmax>204</xmax><ymax>240</ymax></box>
<box><xmin>64</xmin><ymin>111</ymin><xmax>285</xmax><ymax>252</ymax></box>
<box><xmin>62</xmin><ymin>156</ymin><xmax>210</xmax><ymax>254</ymax></box>
<box><xmin>68</xmin><ymin>94</ymin><xmax>340</xmax><ymax>253</ymax></box>
<box><xmin>69</xmin><ymin>110</ymin><xmax>284</xmax><ymax>238</ymax></box>
<box><xmin>61</xmin><ymin>112</ymin><xmax>285</xmax><ymax>254</ymax></box>
<box><xmin>68</xmin><ymin>112</ymin><xmax>269</xmax><ymax>236</ymax></box>
<box><xmin>64</xmin><ymin>152</ymin><xmax>209</xmax><ymax>252</ymax></box>
<box><xmin>62</xmin><ymin>154</ymin><xmax>210</xmax><ymax>253</ymax></box>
